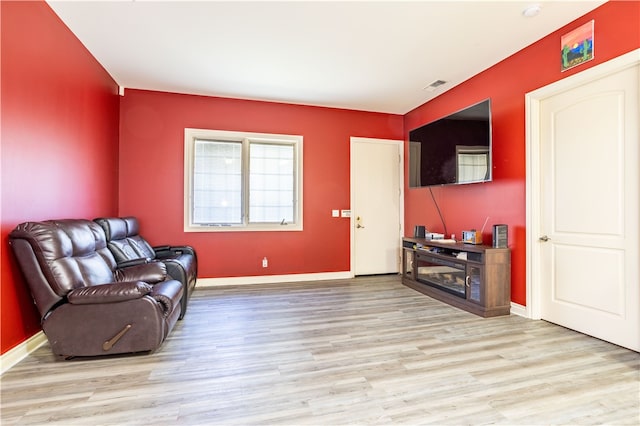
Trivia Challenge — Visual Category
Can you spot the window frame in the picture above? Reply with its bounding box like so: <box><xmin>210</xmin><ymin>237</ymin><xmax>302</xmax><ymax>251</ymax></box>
<box><xmin>184</xmin><ymin>128</ymin><xmax>303</xmax><ymax>232</ymax></box>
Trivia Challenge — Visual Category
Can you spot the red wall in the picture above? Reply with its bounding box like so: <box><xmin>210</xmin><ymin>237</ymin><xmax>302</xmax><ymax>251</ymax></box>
<box><xmin>404</xmin><ymin>0</ymin><xmax>640</xmax><ymax>306</ymax></box>
<box><xmin>0</xmin><ymin>1</ymin><xmax>120</xmax><ymax>354</ymax></box>
<box><xmin>119</xmin><ymin>90</ymin><xmax>403</xmax><ymax>278</ymax></box>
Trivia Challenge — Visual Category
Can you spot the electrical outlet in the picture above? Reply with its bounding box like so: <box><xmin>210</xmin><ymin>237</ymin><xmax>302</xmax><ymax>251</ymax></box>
<box><xmin>262</xmin><ymin>257</ymin><xmax>268</xmax><ymax>268</ymax></box>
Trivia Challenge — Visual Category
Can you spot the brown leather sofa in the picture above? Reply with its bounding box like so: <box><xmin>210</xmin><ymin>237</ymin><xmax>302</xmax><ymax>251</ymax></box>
<box><xmin>94</xmin><ymin>217</ymin><xmax>197</xmax><ymax>319</ymax></box>
<box><xmin>9</xmin><ymin>219</ymin><xmax>183</xmax><ymax>359</ymax></box>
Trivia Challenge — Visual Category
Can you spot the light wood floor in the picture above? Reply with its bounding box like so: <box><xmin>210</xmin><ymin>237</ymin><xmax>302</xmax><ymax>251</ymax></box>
<box><xmin>2</xmin><ymin>275</ymin><xmax>638</xmax><ymax>425</ymax></box>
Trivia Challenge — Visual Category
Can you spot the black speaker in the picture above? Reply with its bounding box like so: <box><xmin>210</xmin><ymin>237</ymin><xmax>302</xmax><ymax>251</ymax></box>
<box><xmin>493</xmin><ymin>224</ymin><xmax>508</xmax><ymax>248</ymax></box>
<box><xmin>414</xmin><ymin>225</ymin><xmax>426</xmax><ymax>238</ymax></box>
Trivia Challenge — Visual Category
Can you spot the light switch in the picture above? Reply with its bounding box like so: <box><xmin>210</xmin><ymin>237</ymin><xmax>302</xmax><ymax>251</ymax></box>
<box><xmin>341</xmin><ymin>210</ymin><xmax>351</xmax><ymax>218</ymax></box>
<box><xmin>332</xmin><ymin>209</ymin><xmax>340</xmax><ymax>217</ymax></box>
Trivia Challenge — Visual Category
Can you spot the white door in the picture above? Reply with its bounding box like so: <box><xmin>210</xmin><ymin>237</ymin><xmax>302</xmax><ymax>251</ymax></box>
<box><xmin>537</xmin><ymin>63</ymin><xmax>639</xmax><ymax>351</ymax></box>
<box><xmin>351</xmin><ymin>137</ymin><xmax>403</xmax><ymax>276</ymax></box>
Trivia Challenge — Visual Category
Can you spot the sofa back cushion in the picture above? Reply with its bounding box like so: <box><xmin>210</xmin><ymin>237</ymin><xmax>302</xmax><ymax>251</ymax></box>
<box><xmin>10</xmin><ymin>219</ymin><xmax>117</xmax><ymax>297</ymax></box>
<box><xmin>94</xmin><ymin>217</ymin><xmax>156</xmax><ymax>261</ymax></box>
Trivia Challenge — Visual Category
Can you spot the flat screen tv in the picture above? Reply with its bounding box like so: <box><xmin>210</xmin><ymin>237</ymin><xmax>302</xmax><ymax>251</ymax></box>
<box><xmin>409</xmin><ymin>99</ymin><xmax>492</xmax><ymax>188</ymax></box>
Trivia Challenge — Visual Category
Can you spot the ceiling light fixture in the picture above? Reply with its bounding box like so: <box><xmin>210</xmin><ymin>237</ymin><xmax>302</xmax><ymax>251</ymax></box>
<box><xmin>522</xmin><ymin>4</ymin><xmax>541</xmax><ymax>18</ymax></box>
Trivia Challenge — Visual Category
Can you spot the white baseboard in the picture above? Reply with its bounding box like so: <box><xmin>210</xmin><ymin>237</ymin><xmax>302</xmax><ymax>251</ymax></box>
<box><xmin>510</xmin><ymin>302</ymin><xmax>528</xmax><ymax>318</ymax></box>
<box><xmin>197</xmin><ymin>271</ymin><xmax>353</xmax><ymax>287</ymax></box>
<box><xmin>1</xmin><ymin>331</ymin><xmax>47</xmax><ymax>375</ymax></box>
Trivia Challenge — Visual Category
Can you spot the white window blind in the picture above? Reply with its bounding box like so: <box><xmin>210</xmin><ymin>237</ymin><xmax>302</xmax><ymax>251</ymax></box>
<box><xmin>193</xmin><ymin>140</ymin><xmax>242</xmax><ymax>224</ymax></box>
<box><xmin>249</xmin><ymin>143</ymin><xmax>295</xmax><ymax>224</ymax></box>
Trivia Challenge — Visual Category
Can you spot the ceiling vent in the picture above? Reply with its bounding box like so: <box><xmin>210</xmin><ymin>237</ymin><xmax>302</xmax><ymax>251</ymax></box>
<box><xmin>424</xmin><ymin>80</ymin><xmax>447</xmax><ymax>92</ymax></box>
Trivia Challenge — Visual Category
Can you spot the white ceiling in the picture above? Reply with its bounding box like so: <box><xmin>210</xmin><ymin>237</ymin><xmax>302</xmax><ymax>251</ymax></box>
<box><xmin>47</xmin><ymin>1</ymin><xmax>605</xmax><ymax>114</ymax></box>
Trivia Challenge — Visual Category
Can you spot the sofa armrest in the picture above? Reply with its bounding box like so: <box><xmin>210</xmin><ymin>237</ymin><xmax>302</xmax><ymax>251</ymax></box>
<box><xmin>149</xmin><ymin>280</ymin><xmax>183</xmax><ymax>316</ymax></box>
<box><xmin>118</xmin><ymin>258</ymin><xmax>148</xmax><ymax>268</ymax></box>
<box><xmin>115</xmin><ymin>262</ymin><xmax>167</xmax><ymax>284</ymax></box>
<box><xmin>154</xmin><ymin>245</ymin><xmax>196</xmax><ymax>258</ymax></box>
<box><xmin>67</xmin><ymin>281</ymin><xmax>153</xmax><ymax>304</ymax></box>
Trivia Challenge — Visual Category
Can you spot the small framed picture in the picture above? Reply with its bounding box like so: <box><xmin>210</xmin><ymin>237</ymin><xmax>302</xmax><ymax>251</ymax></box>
<box><xmin>561</xmin><ymin>20</ymin><xmax>594</xmax><ymax>72</ymax></box>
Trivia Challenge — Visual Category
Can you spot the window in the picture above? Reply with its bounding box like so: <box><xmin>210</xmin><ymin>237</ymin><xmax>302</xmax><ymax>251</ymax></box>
<box><xmin>456</xmin><ymin>146</ymin><xmax>490</xmax><ymax>184</ymax></box>
<box><xmin>184</xmin><ymin>128</ymin><xmax>303</xmax><ymax>231</ymax></box>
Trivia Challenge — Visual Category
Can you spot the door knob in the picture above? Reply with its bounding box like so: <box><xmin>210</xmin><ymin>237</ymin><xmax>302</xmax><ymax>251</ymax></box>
<box><xmin>539</xmin><ymin>235</ymin><xmax>550</xmax><ymax>242</ymax></box>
